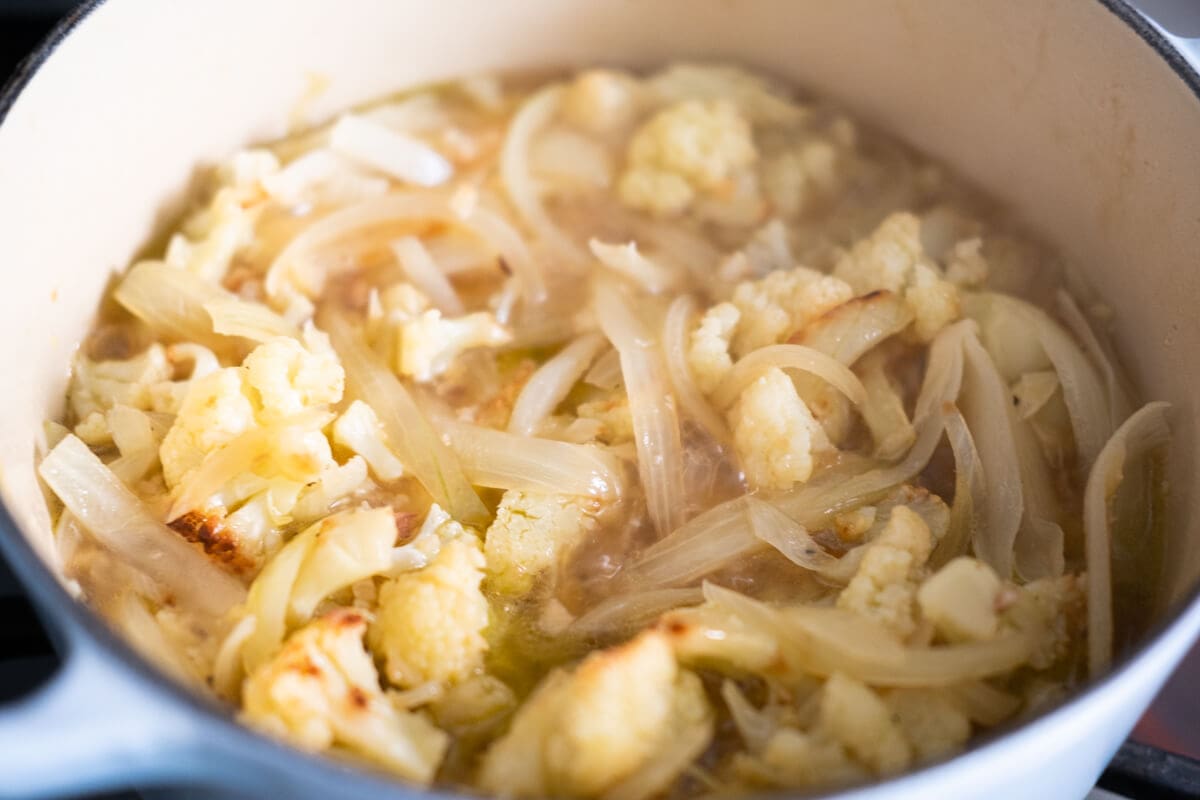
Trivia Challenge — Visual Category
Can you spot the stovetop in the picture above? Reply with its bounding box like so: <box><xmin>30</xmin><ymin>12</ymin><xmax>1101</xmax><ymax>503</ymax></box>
<box><xmin>1</xmin><ymin>3</ymin><xmax>1199</xmax><ymax>799</ymax></box>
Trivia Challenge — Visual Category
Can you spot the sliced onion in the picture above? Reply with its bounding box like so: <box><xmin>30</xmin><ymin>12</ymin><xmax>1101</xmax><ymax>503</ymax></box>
<box><xmin>443</xmin><ymin>420</ymin><xmax>622</xmax><ymax>499</ymax></box>
<box><xmin>619</xmin><ymin>496</ymin><xmax>756</xmax><ymax>589</ymax></box>
<box><xmin>266</xmin><ymin>192</ymin><xmax>543</xmax><ymax>303</ymax></box>
<box><xmin>796</xmin><ymin>290</ymin><xmax>914</xmax><ymax>365</ymax></box>
<box><xmin>661</xmin><ymin>295</ymin><xmax>731</xmax><ymax>445</ymax></box>
<box><xmin>772</xmin><ymin>410</ymin><xmax>945</xmax><ymax>528</ymax></box>
<box><xmin>204</xmin><ymin>297</ymin><xmax>299</xmax><ymax>342</ymax></box>
<box><xmin>746</xmin><ymin>497</ymin><xmax>837</xmax><ymax>571</ymax></box>
<box><xmin>1012</xmin><ymin>415</ymin><xmax>1065</xmax><ymax>581</ymax></box>
<box><xmin>584</xmin><ymin>348</ymin><xmax>623</xmax><ymax>391</ymax></box>
<box><xmin>705</xmin><ymin>583</ymin><xmax>1035</xmax><ymax>687</ymax></box>
<box><xmin>594</xmin><ymin>279</ymin><xmax>686</xmax><ymax>535</ymax></box>
<box><xmin>1055</xmin><ymin>290</ymin><xmax>1133</xmax><ymax>428</ymax></box>
<box><xmin>568</xmin><ymin>587</ymin><xmax>704</xmax><ymax>639</ymax></box>
<box><xmin>326</xmin><ymin>314</ymin><xmax>488</xmax><ymax>525</ymax></box>
<box><xmin>590</xmin><ymin>239</ymin><xmax>679</xmax><ymax>294</ymax></box>
<box><xmin>391</xmin><ymin>235</ymin><xmax>464</xmax><ymax>315</ymax></box>
<box><xmin>508</xmin><ymin>333</ymin><xmax>606</xmax><ymax>436</ymax></box>
<box><xmin>913</xmin><ymin>319</ymin><xmax>973</xmax><ymax>422</ymax></box>
<box><xmin>930</xmin><ymin>408</ymin><xmax>986</xmax><ymax>570</ymax></box>
<box><xmin>500</xmin><ymin>84</ymin><xmax>585</xmax><ymax>262</ymax></box>
<box><xmin>857</xmin><ymin>350</ymin><xmax>916</xmax><ymax>460</ymax></box>
<box><xmin>713</xmin><ymin>344</ymin><xmax>867</xmax><ymax>410</ymax></box>
<box><xmin>39</xmin><ymin>435</ymin><xmax>246</xmax><ymax>617</ymax></box>
<box><xmin>114</xmin><ymin>261</ymin><xmax>229</xmax><ymax>348</ymax></box>
<box><xmin>240</xmin><ymin>519</ymin><xmax>318</xmax><ymax>672</ymax></box>
<box><xmin>721</xmin><ymin>681</ymin><xmax>776</xmax><ymax>753</ymax></box>
<box><xmin>1084</xmin><ymin>401</ymin><xmax>1170</xmax><ymax>676</ymax></box>
<box><xmin>959</xmin><ymin>333</ymin><xmax>1024</xmax><ymax>578</ymax></box>
<box><xmin>287</xmin><ymin>506</ymin><xmax>397</xmax><ymax>623</ymax></box>
<box><xmin>330</xmin><ymin>113</ymin><xmax>453</xmax><ymax>187</ymax></box>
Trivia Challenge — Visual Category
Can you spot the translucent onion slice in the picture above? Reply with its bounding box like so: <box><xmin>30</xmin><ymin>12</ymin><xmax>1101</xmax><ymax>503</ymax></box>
<box><xmin>203</xmin><ymin>297</ymin><xmax>299</xmax><ymax>343</ymax></box>
<box><xmin>1055</xmin><ymin>290</ymin><xmax>1133</xmax><ymax>428</ymax></box>
<box><xmin>287</xmin><ymin>506</ymin><xmax>398</xmax><ymax>623</ymax></box>
<box><xmin>857</xmin><ymin>349</ymin><xmax>917</xmax><ymax>460</ymax></box>
<box><xmin>39</xmin><ymin>435</ymin><xmax>246</xmax><ymax>617</ymax></box>
<box><xmin>508</xmin><ymin>332</ymin><xmax>606</xmax><ymax>436</ymax></box>
<box><xmin>913</xmin><ymin>319</ymin><xmax>973</xmax><ymax>422</ymax></box>
<box><xmin>721</xmin><ymin>681</ymin><xmax>776</xmax><ymax>753</ymax></box>
<box><xmin>327</xmin><ymin>314</ymin><xmax>488</xmax><ymax>525</ymax></box>
<box><xmin>661</xmin><ymin>295</ymin><xmax>731</xmax><ymax>445</ymax></box>
<box><xmin>796</xmin><ymin>290</ymin><xmax>914</xmax><ymax>365</ymax></box>
<box><xmin>1084</xmin><ymin>401</ymin><xmax>1170</xmax><ymax>676</ymax></box>
<box><xmin>1012</xmin><ymin>414</ymin><xmax>1066</xmax><ymax>581</ymax></box>
<box><xmin>330</xmin><ymin>113</ymin><xmax>453</xmax><ymax>187</ymax></box>
<box><xmin>266</xmin><ymin>192</ymin><xmax>542</xmax><ymax>303</ymax></box>
<box><xmin>746</xmin><ymin>497</ymin><xmax>837</xmax><ymax>571</ymax></box>
<box><xmin>772</xmin><ymin>410</ymin><xmax>945</xmax><ymax>528</ymax></box>
<box><xmin>594</xmin><ymin>279</ymin><xmax>686</xmax><ymax>535</ymax></box>
<box><xmin>583</xmin><ymin>348</ymin><xmax>622</xmax><ymax>391</ymax></box>
<box><xmin>705</xmin><ymin>583</ymin><xmax>1036</xmax><ymax>687</ymax></box>
<box><xmin>568</xmin><ymin>587</ymin><xmax>704</xmax><ymax>639</ymax></box>
<box><xmin>930</xmin><ymin>408</ymin><xmax>986</xmax><ymax>570</ymax></box>
<box><xmin>712</xmin><ymin>344</ymin><xmax>867</xmax><ymax>410</ymax></box>
<box><xmin>240</xmin><ymin>520</ymin><xmax>318</xmax><ymax>672</ymax></box>
<box><xmin>114</xmin><ymin>260</ymin><xmax>229</xmax><ymax>348</ymax></box>
<box><xmin>501</xmin><ymin>84</ymin><xmax>586</xmax><ymax>263</ymax></box>
<box><xmin>391</xmin><ymin>235</ymin><xmax>464</xmax><ymax>316</ymax></box>
<box><xmin>619</xmin><ymin>496</ymin><xmax>755</xmax><ymax>589</ymax></box>
<box><xmin>590</xmin><ymin>239</ymin><xmax>679</xmax><ymax>294</ymax></box>
<box><xmin>443</xmin><ymin>420</ymin><xmax>622</xmax><ymax>499</ymax></box>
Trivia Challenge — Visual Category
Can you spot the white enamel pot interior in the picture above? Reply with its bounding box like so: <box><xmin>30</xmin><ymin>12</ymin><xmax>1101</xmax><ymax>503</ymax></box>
<box><xmin>0</xmin><ymin>1</ymin><xmax>1199</xmax><ymax>798</ymax></box>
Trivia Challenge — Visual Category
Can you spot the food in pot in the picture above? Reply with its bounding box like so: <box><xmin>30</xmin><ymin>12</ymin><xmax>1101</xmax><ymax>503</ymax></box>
<box><xmin>38</xmin><ymin>63</ymin><xmax>1169</xmax><ymax>797</ymax></box>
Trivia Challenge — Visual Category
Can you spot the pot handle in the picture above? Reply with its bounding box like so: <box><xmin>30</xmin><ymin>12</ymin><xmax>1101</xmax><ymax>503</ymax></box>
<box><xmin>0</xmin><ymin>629</ymin><xmax>202</xmax><ymax>799</ymax></box>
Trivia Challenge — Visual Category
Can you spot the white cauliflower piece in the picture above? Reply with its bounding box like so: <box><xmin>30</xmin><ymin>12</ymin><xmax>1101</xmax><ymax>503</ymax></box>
<box><xmin>884</xmin><ymin>688</ymin><xmax>971</xmax><ymax>762</ymax></box>
<box><xmin>68</xmin><ymin>344</ymin><xmax>174</xmax><ymax>421</ymax></box>
<box><xmin>837</xmin><ymin>505</ymin><xmax>933</xmax><ymax>639</ymax></box>
<box><xmin>648</xmin><ymin>63</ymin><xmax>805</xmax><ymax>126</ymax></box>
<box><xmin>734</xmin><ymin>727</ymin><xmax>865</xmax><ymax>790</ymax></box>
<box><xmin>762</xmin><ymin>137</ymin><xmax>847</xmax><ymax>219</ymax></box>
<box><xmin>944</xmin><ymin>237</ymin><xmax>990</xmax><ymax>287</ymax></box>
<box><xmin>478</xmin><ymin>630</ymin><xmax>711</xmax><ymax>799</ymax></box>
<box><xmin>819</xmin><ymin>673</ymin><xmax>911</xmax><ymax>775</ymax></box>
<box><xmin>483</xmin><ymin>490</ymin><xmax>600</xmax><ymax>597</ymax></box>
<box><xmin>729</xmin><ymin>266</ymin><xmax>853</xmax><ymax>355</ymax></box>
<box><xmin>833</xmin><ymin>212</ymin><xmax>960</xmax><ymax>342</ymax></box>
<box><xmin>333</xmin><ymin>400</ymin><xmax>405</xmax><ymax>482</ymax></box>
<box><xmin>398</xmin><ymin>309</ymin><xmax>511</xmax><ymax>382</ymax></box>
<box><xmin>159</xmin><ymin>368</ymin><xmax>256</xmax><ymax>488</ymax></box>
<box><xmin>562</xmin><ymin>69</ymin><xmax>641</xmax><ymax>135</ymax></box>
<box><xmin>375</xmin><ymin>536</ymin><xmax>489</xmax><ymax>689</ymax></box>
<box><xmin>688</xmin><ymin>302</ymin><xmax>740</xmax><ymax>394</ymax></box>
<box><xmin>380</xmin><ymin>282</ymin><xmax>433</xmax><ymax>322</ymax></box>
<box><xmin>574</xmin><ymin>395</ymin><xmax>634</xmax><ymax>445</ymax></box>
<box><xmin>166</xmin><ymin>187</ymin><xmax>258</xmax><ymax>284</ymax></box>
<box><xmin>618</xmin><ymin>99</ymin><xmax>757</xmax><ymax>216</ymax></box>
<box><xmin>242</xmin><ymin>609</ymin><xmax>449</xmax><ymax>784</ymax></box>
<box><xmin>730</xmin><ymin>367</ymin><xmax>830</xmax><ymax>491</ymax></box>
<box><xmin>1000</xmin><ymin>574</ymin><xmax>1086</xmax><ymax>669</ymax></box>
<box><xmin>917</xmin><ymin>557</ymin><xmax>1003</xmax><ymax>642</ymax></box>
<box><xmin>242</xmin><ymin>329</ymin><xmax>344</xmax><ymax>422</ymax></box>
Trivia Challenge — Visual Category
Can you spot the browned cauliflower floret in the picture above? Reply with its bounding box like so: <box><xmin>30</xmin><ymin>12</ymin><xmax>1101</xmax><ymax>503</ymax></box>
<box><xmin>729</xmin><ymin>266</ymin><xmax>853</xmax><ymax>356</ymax></box>
<box><xmin>833</xmin><ymin>212</ymin><xmax>960</xmax><ymax>342</ymax></box>
<box><xmin>730</xmin><ymin>367</ymin><xmax>831</xmax><ymax>491</ymax></box>
<box><xmin>478</xmin><ymin>631</ymin><xmax>712</xmax><ymax>799</ymax></box>
<box><xmin>241</xmin><ymin>609</ymin><xmax>448</xmax><ymax>784</ymax></box>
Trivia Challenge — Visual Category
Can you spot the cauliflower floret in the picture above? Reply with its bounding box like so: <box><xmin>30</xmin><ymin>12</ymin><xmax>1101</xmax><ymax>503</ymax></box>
<box><xmin>762</xmin><ymin>137</ymin><xmax>847</xmax><ymax>220</ymax></box>
<box><xmin>375</xmin><ymin>536</ymin><xmax>489</xmax><ymax>689</ymax></box>
<box><xmin>884</xmin><ymin>688</ymin><xmax>971</xmax><ymax>762</ymax></box>
<box><xmin>159</xmin><ymin>368</ymin><xmax>256</xmax><ymax>488</ymax></box>
<box><xmin>562</xmin><ymin>69</ymin><xmax>641</xmax><ymax>135</ymax></box>
<box><xmin>833</xmin><ymin>212</ymin><xmax>960</xmax><ymax>342</ymax></box>
<box><xmin>574</xmin><ymin>395</ymin><xmax>634</xmax><ymax>445</ymax></box>
<box><xmin>688</xmin><ymin>302</ymin><xmax>740</xmax><ymax>394</ymax></box>
<box><xmin>398</xmin><ymin>309</ymin><xmax>511</xmax><ymax>382</ymax></box>
<box><xmin>242</xmin><ymin>609</ymin><xmax>449</xmax><ymax>784</ymax></box>
<box><xmin>819</xmin><ymin>673</ymin><xmax>911</xmax><ymax>775</ymax></box>
<box><xmin>242</xmin><ymin>329</ymin><xmax>344</xmax><ymax>421</ymax></box>
<box><xmin>917</xmin><ymin>557</ymin><xmax>1003</xmax><ymax>643</ymax></box>
<box><xmin>483</xmin><ymin>490</ymin><xmax>600</xmax><ymax>597</ymax></box>
<box><xmin>333</xmin><ymin>400</ymin><xmax>405</xmax><ymax>482</ymax></box>
<box><xmin>431</xmin><ymin>673</ymin><xmax>517</xmax><ymax>734</ymax></box>
<box><xmin>730</xmin><ymin>367</ymin><xmax>830</xmax><ymax>491</ymax></box>
<box><xmin>166</xmin><ymin>187</ymin><xmax>259</xmax><ymax>284</ymax></box>
<box><xmin>1000</xmin><ymin>573</ymin><xmax>1086</xmax><ymax>669</ymax></box>
<box><xmin>478</xmin><ymin>630</ymin><xmax>712</xmax><ymax>799</ymax></box>
<box><xmin>944</xmin><ymin>237</ymin><xmax>990</xmax><ymax>287</ymax></box>
<box><xmin>618</xmin><ymin>100</ymin><xmax>757</xmax><ymax>216</ymax></box>
<box><xmin>837</xmin><ymin>505</ymin><xmax>933</xmax><ymax>639</ymax></box>
<box><xmin>734</xmin><ymin>727</ymin><xmax>865</xmax><ymax>790</ymax></box>
<box><xmin>648</xmin><ymin>63</ymin><xmax>805</xmax><ymax>126</ymax></box>
<box><xmin>68</xmin><ymin>344</ymin><xmax>174</xmax><ymax>422</ymax></box>
<box><xmin>729</xmin><ymin>266</ymin><xmax>853</xmax><ymax>355</ymax></box>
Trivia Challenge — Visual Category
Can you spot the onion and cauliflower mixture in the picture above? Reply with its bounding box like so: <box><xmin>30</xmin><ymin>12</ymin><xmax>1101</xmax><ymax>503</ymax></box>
<box><xmin>39</xmin><ymin>64</ymin><xmax>1169</xmax><ymax>797</ymax></box>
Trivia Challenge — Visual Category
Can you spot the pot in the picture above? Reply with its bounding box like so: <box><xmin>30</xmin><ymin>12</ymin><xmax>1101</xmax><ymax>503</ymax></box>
<box><xmin>0</xmin><ymin>1</ymin><xmax>1198</xmax><ymax>798</ymax></box>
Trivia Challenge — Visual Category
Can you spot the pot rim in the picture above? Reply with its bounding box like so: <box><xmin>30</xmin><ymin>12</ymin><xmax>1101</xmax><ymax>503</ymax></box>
<box><xmin>0</xmin><ymin>1</ymin><xmax>1196</xmax><ymax>797</ymax></box>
